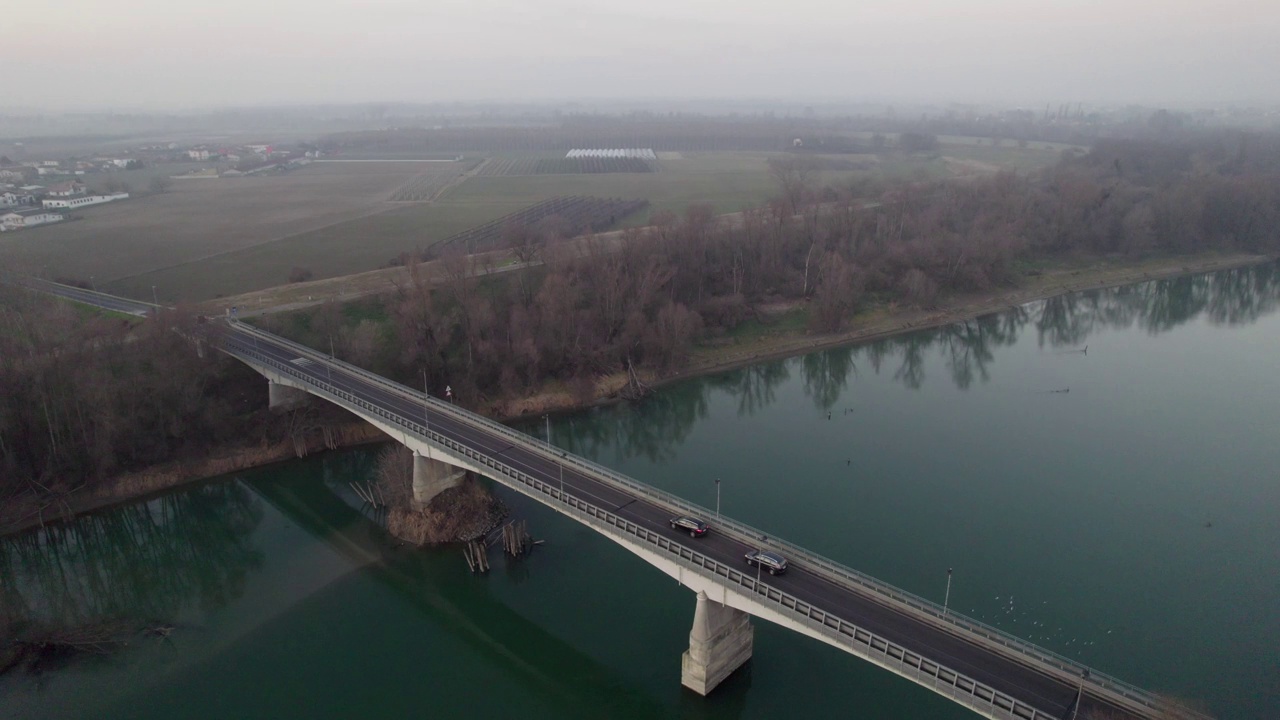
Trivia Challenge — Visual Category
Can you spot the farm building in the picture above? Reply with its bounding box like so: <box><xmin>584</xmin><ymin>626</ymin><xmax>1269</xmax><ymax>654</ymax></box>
<box><xmin>565</xmin><ymin>148</ymin><xmax>658</xmax><ymax>160</ymax></box>
<box><xmin>1</xmin><ymin>208</ymin><xmax>64</xmax><ymax>231</ymax></box>
<box><xmin>42</xmin><ymin>192</ymin><xmax>129</xmax><ymax>209</ymax></box>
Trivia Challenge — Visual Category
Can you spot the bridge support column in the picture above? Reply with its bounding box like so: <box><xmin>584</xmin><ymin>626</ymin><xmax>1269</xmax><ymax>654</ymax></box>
<box><xmin>267</xmin><ymin>380</ymin><xmax>308</xmax><ymax>412</ymax></box>
<box><xmin>412</xmin><ymin>453</ymin><xmax>466</xmax><ymax>507</ymax></box>
<box><xmin>681</xmin><ymin>590</ymin><xmax>753</xmax><ymax>695</ymax></box>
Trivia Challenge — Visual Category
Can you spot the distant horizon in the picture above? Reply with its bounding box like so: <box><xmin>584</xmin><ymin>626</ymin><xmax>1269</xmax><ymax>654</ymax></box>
<box><xmin>7</xmin><ymin>94</ymin><xmax>1280</xmax><ymax>117</ymax></box>
<box><xmin>7</xmin><ymin>0</ymin><xmax>1280</xmax><ymax>112</ymax></box>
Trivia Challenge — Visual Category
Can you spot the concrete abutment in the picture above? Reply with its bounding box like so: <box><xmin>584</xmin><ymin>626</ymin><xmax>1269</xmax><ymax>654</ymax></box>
<box><xmin>412</xmin><ymin>453</ymin><xmax>466</xmax><ymax>507</ymax></box>
<box><xmin>267</xmin><ymin>379</ymin><xmax>309</xmax><ymax>412</ymax></box>
<box><xmin>681</xmin><ymin>590</ymin><xmax>754</xmax><ymax>695</ymax></box>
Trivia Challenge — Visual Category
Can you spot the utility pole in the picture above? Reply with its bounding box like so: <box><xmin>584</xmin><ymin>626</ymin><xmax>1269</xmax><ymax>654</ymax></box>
<box><xmin>943</xmin><ymin>568</ymin><xmax>953</xmax><ymax>618</ymax></box>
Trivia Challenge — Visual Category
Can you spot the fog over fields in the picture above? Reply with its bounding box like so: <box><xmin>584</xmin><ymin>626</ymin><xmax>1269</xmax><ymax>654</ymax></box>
<box><xmin>7</xmin><ymin>0</ymin><xmax>1280</xmax><ymax>109</ymax></box>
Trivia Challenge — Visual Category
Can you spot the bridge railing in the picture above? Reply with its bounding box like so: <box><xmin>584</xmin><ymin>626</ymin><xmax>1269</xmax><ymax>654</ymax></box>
<box><xmin>223</xmin><ymin>339</ymin><xmax>1060</xmax><ymax>720</ymax></box>
<box><xmin>225</xmin><ymin>322</ymin><xmax>1177</xmax><ymax>718</ymax></box>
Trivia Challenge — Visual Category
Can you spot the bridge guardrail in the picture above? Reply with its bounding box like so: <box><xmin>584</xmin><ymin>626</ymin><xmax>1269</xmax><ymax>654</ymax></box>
<box><xmin>224</xmin><ymin>324</ymin><xmax>1182</xmax><ymax>718</ymax></box>
<box><xmin>226</xmin><ymin>341</ymin><xmax>1057</xmax><ymax>720</ymax></box>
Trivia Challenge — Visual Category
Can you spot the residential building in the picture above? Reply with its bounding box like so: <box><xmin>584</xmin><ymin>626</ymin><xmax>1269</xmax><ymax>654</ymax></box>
<box><xmin>0</xmin><ymin>191</ymin><xmax>35</xmax><ymax>207</ymax></box>
<box><xmin>46</xmin><ymin>181</ymin><xmax>87</xmax><ymax>197</ymax></box>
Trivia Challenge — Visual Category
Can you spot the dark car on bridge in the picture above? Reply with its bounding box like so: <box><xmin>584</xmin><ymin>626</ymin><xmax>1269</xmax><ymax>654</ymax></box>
<box><xmin>745</xmin><ymin>550</ymin><xmax>788</xmax><ymax>575</ymax></box>
<box><xmin>669</xmin><ymin>516</ymin><xmax>710</xmax><ymax>537</ymax></box>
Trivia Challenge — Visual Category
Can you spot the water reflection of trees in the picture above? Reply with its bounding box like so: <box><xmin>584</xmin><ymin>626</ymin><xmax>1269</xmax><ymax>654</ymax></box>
<box><xmin>552</xmin><ymin>262</ymin><xmax>1280</xmax><ymax>457</ymax></box>
<box><xmin>557</xmin><ymin>389</ymin><xmax>711</xmax><ymax>465</ymax></box>
<box><xmin>0</xmin><ymin>482</ymin><xmax>264</xmax><ymax>629</ymax></box>
<box><xmin>1036</xmin><ymin>262</ymin><xmax>1279</xmax><ymax>346</ymax></box>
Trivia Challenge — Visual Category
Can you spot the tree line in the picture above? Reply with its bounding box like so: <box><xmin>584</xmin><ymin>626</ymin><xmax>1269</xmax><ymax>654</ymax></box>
<box><xmin>0</xmin><ymin>294</ymin><xmax>263</xmax><ymax>514</ymax></box>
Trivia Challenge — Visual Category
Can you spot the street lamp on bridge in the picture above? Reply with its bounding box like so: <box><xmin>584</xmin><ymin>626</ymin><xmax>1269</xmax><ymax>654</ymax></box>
<box><xmin>943</xmin><ymin>567</ymin><xmax>953</xmax><ymax>618</ymax></box>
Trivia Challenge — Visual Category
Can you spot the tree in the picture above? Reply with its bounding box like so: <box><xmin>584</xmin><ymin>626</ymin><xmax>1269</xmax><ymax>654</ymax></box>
<box><xmin>897</xmin><ymin>132</ymin><xmax>939</xmax><ymax>154</ymax></box>
<box><xmin>149</xmin><ymin>176</ymin><xmax>172</xmax><ymax>194</ymax></box>
<box><xmin>287</xmin><ymin>267</ymin><xmax>314</xmax><ymax>283</ymax></box>
<box><xmin>767</xmin><ymin>155</ymin><xmax>820</xmax><ymax>213</ymax></box>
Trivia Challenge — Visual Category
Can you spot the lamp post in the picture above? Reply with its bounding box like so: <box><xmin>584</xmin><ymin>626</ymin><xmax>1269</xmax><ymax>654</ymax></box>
<box><xmin>422</xmin><ymin>369</ymin><xmax>431</xmax><ymax>445</ymax></box>
<box><xmin>1070</xmin><ymin>669</ymin><xmax>1090</xmax><ymax>720</ymax></box>
<box><xmin>715</xmin><ymin>478</ymin><xmax>721</xmax><ymax>524</ymax></box>
<box><xmin>151</xmin><ymin>285</ymin><xmax>158</xmax><ymax>307</ymax></box>
<box><xmin>943</xmin><ymin>568</ymin><xmax>953</xmax><ymax>618</ymax></box>
<box><xmin>544</xmin><ymin>414</ymin><xmax>552</xmax><ymax>452</ymax></box>
<box><xmin>756</xmin><ymin>548</ymin><xmax>763</xmax><ymax>588</ymax></box>
<box><xmin>327</xmin><ymin>335</ymin><xmax>334</xmax><ymax>383</ymax></box>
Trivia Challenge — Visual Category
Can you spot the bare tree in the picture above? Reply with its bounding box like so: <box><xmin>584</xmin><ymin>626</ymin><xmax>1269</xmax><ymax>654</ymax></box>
<box><xmin>767</xmin><ymin>155</ymin><xmax>821</xmax><ymax>213</ymax></box>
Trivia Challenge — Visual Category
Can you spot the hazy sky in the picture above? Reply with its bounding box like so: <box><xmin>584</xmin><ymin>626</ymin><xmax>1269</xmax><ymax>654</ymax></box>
<box><xmin>9</xmin><ymin>0</ymin><xmax>1280</xmax><ymax>110</ymax></box>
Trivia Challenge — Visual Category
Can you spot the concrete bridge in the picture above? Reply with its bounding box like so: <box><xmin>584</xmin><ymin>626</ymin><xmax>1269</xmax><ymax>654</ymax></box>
<box><xmin>9</xmin><ymin>276</ymin><xmax>1200</xmax><ymax>720</ymax></box>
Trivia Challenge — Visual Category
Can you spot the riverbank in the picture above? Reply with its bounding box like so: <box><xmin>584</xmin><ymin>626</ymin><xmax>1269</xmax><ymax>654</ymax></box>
<box><xmin>0</xmin><ymin>418</ymin><xmax>387</xmax><ymax>538</ymax></box>
<box><xmin>491</xmin><ymin>250</ymin><xmax>1277</xmax><ymax>418</ymax></box>
<box><xmin>3</xmin><ymin>250</ymin><xmax>1272</xmax><ymax>539</ymax></box>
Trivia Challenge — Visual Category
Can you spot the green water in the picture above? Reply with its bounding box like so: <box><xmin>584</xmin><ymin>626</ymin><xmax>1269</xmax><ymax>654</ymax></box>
<box><xmin>3</xmin><ymin>263</ymin><xmax>1278</xmax><ymax>719</ymax></box>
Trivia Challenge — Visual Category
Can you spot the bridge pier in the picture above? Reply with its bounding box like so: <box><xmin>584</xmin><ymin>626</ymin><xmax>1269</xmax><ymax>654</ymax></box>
<box><xmin>681</xmin><ymin>590</ymin><xmax>753</xmax><ymax>695</ymax></box>
<box><xmin>412</xmin><ymin>453</ymin><xmax>466</xmax><ymax>507</ymax></box>
<box><xmin>267</xmin><ymin>380</ymin><xmax>309</xmax><ymax>412</ymax></box>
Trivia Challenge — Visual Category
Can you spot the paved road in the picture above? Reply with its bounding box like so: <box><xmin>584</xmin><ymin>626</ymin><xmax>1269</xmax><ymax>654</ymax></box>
<box><xmin>2</xmin><ymin>274</ymin><xmax>158</xmax><ymax>317</ymax></box>
<box><xmin>220</xmin><ymin>321</ymin><xmax>1144</xmax><ymax>720</ymax></box>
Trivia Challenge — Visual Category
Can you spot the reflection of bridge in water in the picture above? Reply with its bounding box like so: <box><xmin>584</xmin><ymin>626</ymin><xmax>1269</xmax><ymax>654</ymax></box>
<box><xmin>21</xmin><ymin>273</ymin><xmax>1255</xmax><ymax>720</ymax></box>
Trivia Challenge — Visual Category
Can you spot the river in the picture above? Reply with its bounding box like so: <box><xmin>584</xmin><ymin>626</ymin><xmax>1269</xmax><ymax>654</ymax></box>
<box><xmin>3</xmin><ymin>262</ymin><xmax>1278</xmax><ymax>719</ymax></box>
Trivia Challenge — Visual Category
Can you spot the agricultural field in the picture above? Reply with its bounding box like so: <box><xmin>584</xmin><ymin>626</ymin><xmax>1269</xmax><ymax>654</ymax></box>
<box><xmin>119</xmin><ymin>202</ymin><xmax>512</xmax><ymax>301</ymax></box>
<box><xmin>447</xmin><ymin>152</ymin><xmax>824</xmax><ymax>218</ymax></box>
<box><xmin>477</xmin><ymin>156</ymin><xmax>654</xmax><ymax>176</ymax></box>
<box><xmin>432</xmin><ymin>196</ymin><xmax>649</xmax><ymax>255</ymax></box>
<box><xmin>387</xmin><ymin>162</ymin><xmax>477</xmax><ymax>201</ymax></box>
<box><xmin>0</xmin><ymin>161</ymin><xmax>425</xmax><ymax>300</ymax></box>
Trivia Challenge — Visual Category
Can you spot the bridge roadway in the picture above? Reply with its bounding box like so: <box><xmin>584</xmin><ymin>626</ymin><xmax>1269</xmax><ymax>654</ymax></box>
<box><xmin>219</xmin><ymin>320</ymin><xmax>1159</xmax><ymax>720</ymax></box>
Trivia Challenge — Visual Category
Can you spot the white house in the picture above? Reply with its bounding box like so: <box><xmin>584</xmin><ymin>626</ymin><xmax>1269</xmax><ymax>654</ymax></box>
<box><xmin>0</xmin><ymin>191</ymin><xmax>35</xmax><ymax>207</ymax></box>
<box><xmin>1</xmin><ymin>208</ymin><xmax>63</xmax><ymax>231</ymax></box>
<box><xmin>187</xmin><ymin>149</ymin><xmax>210</xmax><ymax>161</ymax></box>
